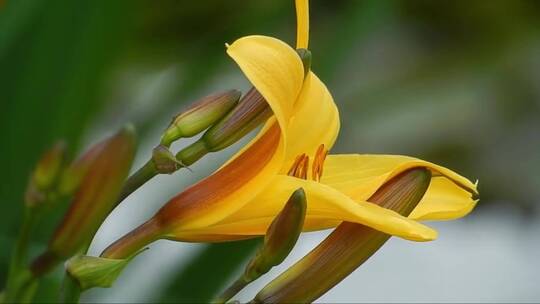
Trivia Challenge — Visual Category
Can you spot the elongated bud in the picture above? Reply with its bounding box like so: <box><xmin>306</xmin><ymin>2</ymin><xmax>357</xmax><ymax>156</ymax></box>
<box><xmin>31</xmin><ymin>125</ymin><xmax>136</xmax><ymax>276</ymax></box>
<box><xmin>160</xmin><ymin>90</ymin><xmax>241</xmax><ymax>147</ymax></box>
<box><xmin>245</xmin><ymin>188</ymin><xmax>306</xmax><ymax>281</ymax></box>
<box><xmin>176</xmin><ymin>87</ymin><xmax>272</xmax><ymax>165</ymax></box>
<box><xmin>296</xmin><ymin>48</ymin><xmax>312</xmax><ymax>77</ymax></box>
<box><xmin>213</xmin><ymin>189</ymin><xmax>307</xmax><ymax>304</ymax></box>
<box><xmin>253</xmin><ymin>168</ymin><xmax>432</xmax><ymax>303</ymax></box>
<box><xmin>24</xmin><ymin>141</ymin><xmax>67</xmax><ymax>207</ymax></box>
<box><xmin>57</xmin><ymin>139</ymin><xmax>107</xmax><ymax>196</ymax></box>
<box><xmin>66</xmin><ymin>249</ymin><xmax>145</xmax><ymax>291</ymax></box>
<box><xmin>152</xmin><ymin>145</ymin><xmax>182</xmax><ymax>174</ymax></box>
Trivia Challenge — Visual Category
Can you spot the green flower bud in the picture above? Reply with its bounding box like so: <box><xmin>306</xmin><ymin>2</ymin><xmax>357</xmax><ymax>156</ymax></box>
<box><xmin>32</xmin><ymin>141</ymin><xmax>67</xmax><ymax>191</ymax></box>
<box><xmin>56</xmin><ymin>147</ymin><xmax>98</xmax><ymax>197</ymax></box>
<box><xmin>245</xmin><ymin>188</ymin><xmax>307</xmax><ymax>281</ymax></box>
<box><xmin>24</xmin><ymin>141</ymin><xmax>67</xmax><ymax>207</ymax></box>
<box><xmin>176</xmin><ymin>87</ymin><xmax>272</xmax><ymax>166</ymax></box>
<box><xmin>66</xmin><ymin>249</ymin><xmax>145</xmax><ymax>291</ymax></box>
<box><xmin>213</xmin><ymin>189</ymin><xmax>306</xmax><ymax>304</ymax></box>
<box><xmin>31</xmin><ymin>125</ymin><xmax>136</xmax><ymax>276</ymax></box>
<box><xmin>253</xmin><ymin>168</ymin><xmax>432</xmax><ymax>304</ymax></box>
<box><xmin>160</xmin><ymin>90</ymin><xmax>241</xmax><ymax>147</ymax></box>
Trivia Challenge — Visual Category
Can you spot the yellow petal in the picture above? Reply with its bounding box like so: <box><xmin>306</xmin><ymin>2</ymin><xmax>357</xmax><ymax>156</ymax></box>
<box><xmin>155</xmin><ymin>36</ymin><xmax>306</xmax><ymax>231</ymax></box>
<box><xmin>295</xmin><ymin>0</ymin><xmax>309</xmax><ymax>49</ymax></box>
<box><xmin>176</xmin><ymin>176</ymin><xmax>437</xmax><ymax>242</ymax></box>
<box><xmin>409</xmin><ymin>177</ymin><xmax>478</xmax><ymax>221</ymax></box>
<box><xmin>321</xmin><ymin>154</ymin><xmax>478</xmax><ymax>221</ymax></box>
<box><xmin>226</xmin><ymin>35</ymin><xmax>304</xmax><ymax>131</ymax></box>
<box><xmin>281</xmin><ymin>72</ymin><xmax>340</xmax><ymax>172</ymax></box>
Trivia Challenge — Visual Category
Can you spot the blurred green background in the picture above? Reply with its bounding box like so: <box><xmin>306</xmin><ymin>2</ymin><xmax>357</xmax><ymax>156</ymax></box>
<box><xmin>1</xmin><ymin>0</ymin><xmax>539</xmax><ymax>302</ymax></box>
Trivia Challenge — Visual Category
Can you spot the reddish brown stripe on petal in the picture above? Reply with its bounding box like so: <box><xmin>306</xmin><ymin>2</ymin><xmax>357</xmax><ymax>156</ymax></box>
<box><xmin>156</xmin><ymin>123</ymin><xmax>281</xmax><ymax>229</ymax></box>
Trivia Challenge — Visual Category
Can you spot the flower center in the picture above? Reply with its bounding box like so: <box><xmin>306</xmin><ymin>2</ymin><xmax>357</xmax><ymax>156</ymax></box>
<box><xmin>288</xmin><ymin>144</ymin><xmax>328</xmax><ymax>181</ymax></box>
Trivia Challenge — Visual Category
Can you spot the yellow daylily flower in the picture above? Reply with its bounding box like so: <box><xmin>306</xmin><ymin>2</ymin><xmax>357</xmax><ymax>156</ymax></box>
<box><xmin>101</xmin><ymin>0</ymin><xmax>477</xmax><ymax>259</ymax></box>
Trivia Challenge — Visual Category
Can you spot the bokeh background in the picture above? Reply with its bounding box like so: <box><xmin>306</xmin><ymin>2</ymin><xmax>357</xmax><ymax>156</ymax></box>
<box><xmin>2</xmin><ymin>0</ymin><xmax>540</xmax><ymax>302</ymax></box>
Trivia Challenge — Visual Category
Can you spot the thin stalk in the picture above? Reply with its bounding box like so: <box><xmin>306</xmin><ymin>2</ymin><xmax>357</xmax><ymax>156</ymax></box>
<box><xmin>5</xmin><ymin>209</ymin><xmax>38</xmax><ymax>302</ymax></box>
<box><xmin>60</xmin><ymin>273</ymin><xmax>81</xmax><ymax>303</ymax></box>
<box><xmin>115</xmin><ymin>160</ymin><xmax>158</xmax><ymax>206</ymax></box>
<box><xmin>213</xmin><ymin>277</ymin><xmax>250</xmax><ymax>304</ymax></box>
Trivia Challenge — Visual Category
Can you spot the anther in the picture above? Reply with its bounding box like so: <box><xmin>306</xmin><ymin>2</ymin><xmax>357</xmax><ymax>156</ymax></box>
<box><xmin>312</xmin><ymin>144</ymin><xmax>328</xmax><ymax>182</ymax></box>
<box><xmin>288</xmin><ymin>154</ymin><xmax>309</xmax><ymax>180</ymax></box>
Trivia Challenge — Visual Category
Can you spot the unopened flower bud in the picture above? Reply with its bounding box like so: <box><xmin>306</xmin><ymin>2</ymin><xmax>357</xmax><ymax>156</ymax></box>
<box><xmin>24</xmin><ymin>141</ymin><xmax>67</xmax><ymax>207</ymax></box>
<box><xmin>160</xmin><ymin>90</ymin><xmax>241</xmax><ymax>147</ymax></box>
<box><xmin>176</xmin><ymin>87</ymin><xmax>272</xmax><ymax>166</ymax></box>
<box><xmin>31</xmin><ymin>125</ymin><xmax>136</xmax><ymax>276</ymax></box>
<box><xmin>245</xmin><ymin>188</ymin><xmax>306</xmax><ymax>281</ymax></box>
<box><xmin>213</xmin><ymin>189</ymin><xmax>307</xmax><ymax>304</ymax></box>
<box><xmin>253</xmin><ymin>168</ymin><xmax>432</xmax><ymax>304</ymax></box>
<box><xmin>152</xmin><ymin>145</ymin><xmax>182</xmax><ymax>174</ymax></box>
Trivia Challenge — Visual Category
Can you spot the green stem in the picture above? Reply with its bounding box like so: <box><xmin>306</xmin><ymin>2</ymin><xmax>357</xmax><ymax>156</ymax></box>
<box><xmin>58</xmin><ymin>227</ymin><xmax>98</xmax><ymax>303</ymax></box>
<box><xmin>60</xmin><ymin>273</ymin><xmax>82</xmax><ymax>303</ymax></box>
<box><xmin>5</xmin><ymin>209</ymin><xmax>38</xmax><ymax>302</ymax></box>
<box><xmin>213</xmin><ymin>276</ymin><xmax>250</xmax><ymax>304</ymax></box>
<box><xmin>115</xmin><ymin>160</ymin><xmax>158</xmax><ymax>207</ymax></box>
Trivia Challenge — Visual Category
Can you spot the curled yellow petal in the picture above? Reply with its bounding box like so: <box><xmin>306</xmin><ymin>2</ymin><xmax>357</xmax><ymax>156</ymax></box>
<box><xmin>409</xmin><ymin>177</ymin><xmax>478</xmax><ymax>221</ymax></box>
<box><xmin>226</xmin><ymin>35</ymin><xmax>304</xmax><ymax>131</ymax></box>
<box><xmin>321</xmin><ymin>154</ymin><xmax>478</xmax><ymax>221</ymax></box>
<box><xmin>295</xmin><ymin>0</ymin><xmax>309</xmax><ymax>49</ymax></box>
<box><xmin>281</xmin><ymin>72</ymin><xmax>340</xmax><ymax>172</ymax></box>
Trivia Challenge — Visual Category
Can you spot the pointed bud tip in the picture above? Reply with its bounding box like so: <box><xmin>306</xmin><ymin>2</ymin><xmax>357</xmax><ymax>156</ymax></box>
<box><xmin>26</xmin><ymin>140</ymin><xmax>69</xmax><ymax>207</ymax></box>
<box><xmin>289</xmin><ymin>188</ymin><xmax>306</xmax><ymax>206</ymax></box>
<box><xmin>296</xmin><ymin>48</ymin><xmax>312</xmax><ymax>76</ymax></box>
<box><xmin>244</xmin><ymin>188</ymin><xmax>307</xmax><ymax>282</ymax></box>
<box><xmin>201</xmin><ymin>87</ymin><xmax>271</xmax><ymax>152</ymax></box>
<box><xmin>161</xmin><ymin>90</ymin><xmax>241</xmax><ymax>146</ymax></box>
<box><xmin>120</xmin><ymin>123</ymin><xmax>136</xmax><ymax>138</ymax></box>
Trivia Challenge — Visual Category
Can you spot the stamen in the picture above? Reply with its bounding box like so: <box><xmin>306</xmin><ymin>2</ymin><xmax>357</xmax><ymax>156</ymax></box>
<box><xmin>298</xmin><ymin>155</ymin><xmax>309</xmax><ymax>180</ymax></box>
<box><xmin>312</xmin><ymin>144</ymin><xmax>328</xmax><ymax>182</ymax></box>
<box><xmin>288</xmin><ymin>154</ymin><xmax>309</xmax><ymax>180</ymax></box>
